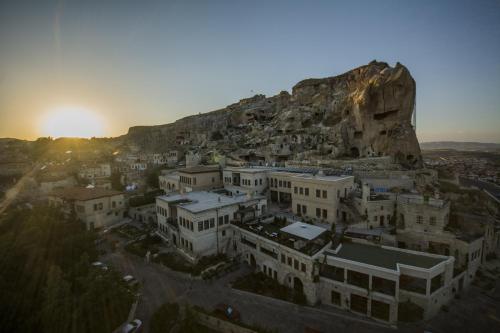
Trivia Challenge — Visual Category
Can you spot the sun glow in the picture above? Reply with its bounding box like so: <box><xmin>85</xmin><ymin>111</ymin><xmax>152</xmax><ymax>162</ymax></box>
<box><xmin>40</xmin><ymin>106</ymin><xmax>106</xmax><ymax>138</ymax></box>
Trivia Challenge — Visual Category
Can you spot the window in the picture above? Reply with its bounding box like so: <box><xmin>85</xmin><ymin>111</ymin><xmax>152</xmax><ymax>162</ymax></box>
<box><xmin>373</xmin><ymin>216</ymin><xmax>377</xmax><ymax>222</ymax></box>
<box><xmin>301</xmin><ymin>263</ymin><xmax>306</xmax><ymax>272</ymax></box>
<box><xmin>347</xmin><ymin>270</ymin><xmax>369</xmax><ymax>289</ymax></box>
<box><xmin>198</xmin><ymin>222</ymin><xmax>203</xmax><ymax>231</ymax></box>
<box><xmin>331</xmin><ymin>290</ymin><xmax>341</xmax><ymax>305</ymax></box>
<box><xmin>294</xmin><ymin>259</ymin><xmax>299</xmax><ymax>270</ymax></box>
<box><xmin>281</xmin><ymin>254</ymin><xmax>286</xmax><ymax>263</ymax></box>
<box><xmin>322</xmin><ymin>190</ymin><xmax>327</xmax><ymax>198</ymax></box>
<box><xmin>416</xmin><ymin>215</ymin><xmax>424</xmax><ymax>224</ymax></box>
<box><xmin>316</xmin><ymin>189</ymin><xmax>321</xmax><ymax>198</ymax></box>
<box><xmin>429</xmin><ymin>216</ymin><xmax>436</xmax><ymax>225</ymax></box>
<box><xmin>279</xmin><ymin>180</ymin><xmax>282</xmax><ymax>187</ymax></box>
<box><xmin>255</xmin><ymin>179</ymin><xmax>258</xmax><ymax>186</ymax></box>
<box><xmin>322</xmin><ymin>209</ymin><xmax>327</xmax><ymax>219</ymax></box>
<box><xmin>337</xmin><ymin>189</ymin><xmax>340</xmax><ymax>198</ymax></box>
<box><xmin>299</xmin><ymin>187</ymin><xmax>303</xmax><ymax>195</ymax></box>
<box><xmin>305</xmin><ymin>188</ymin><xmax>309</xmax><ymax>196</ymax></box>
<box><xmin>218</xmin><ymin>216</ymin><xmax>223</xmax><ymax>225</ymax></box>
<box><xmin>372</xmin><ymin>276</ymin><xmax>396</xmax><ymax>296</ymax></box>
<box><xmin>287</xmin><ymin>181</ymin><xmax>291</xmax><ymax>188</ymax></box>
<box><xmin>222</xmin><ymin>230</ymin><xmax>226</xmax><ymax>237</ymax></box>
<box><xmin>210</xmin><ymin>218</ymin><xmax>215</xmax><ymax>228</ymax></box>
<box><xmin>190</xmin><ymin>221</ymin><xmax>193</xmax><ymax>231</ymax></box>
<box><xmin>294</xmin><ymin>187</ymin><xmax>298</xmax><ymax>194</ymax></box>
<box><xmin>296</xmin><ymin>204</ymin><xmax>301</xmax><ymax>215</ymax></box>
<box><xmin>204</xmin><ymin>220</ymin><xmax>209</xmax><ymax>229</ymax></box>
<box><xmin>224</xmin><ymin>215</ymin><xmax>229</xmax><ymax>224</ymax></box>
<box><xmin>302</xmin><ymin>205</ymin><xmax>307</xmax><ymax>214</ymax></box>
<box><xmin>287</xmin><ymin>257</ymin><xmax>292</xmax><ymax>266</ymax></box>
<box><xmin>316</xmin><ymin>208</ymin><xmax>321</xmax><ymax>218</ymax></box>
<box><xmin>112</xmin><ymin>201</ymin><xmax>116</xmax><ymax>208</ymax></box>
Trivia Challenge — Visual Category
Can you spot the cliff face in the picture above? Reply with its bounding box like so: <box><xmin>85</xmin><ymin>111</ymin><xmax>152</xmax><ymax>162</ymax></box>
<box><xmin>126</xmin><ymin>61</ymin><xmax>421</xmax><ymax>168</ymax></box>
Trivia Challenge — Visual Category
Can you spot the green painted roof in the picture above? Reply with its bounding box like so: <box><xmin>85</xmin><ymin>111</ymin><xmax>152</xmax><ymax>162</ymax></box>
<box><xmin>331</xmin><ymin>242</ymin><xmax>447</xmax><ymax>270</ymax></box>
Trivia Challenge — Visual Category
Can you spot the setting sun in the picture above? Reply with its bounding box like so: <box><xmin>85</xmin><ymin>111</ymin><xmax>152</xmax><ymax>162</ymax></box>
<box><xmin>40</xmin><ymin>106</ymin><xmax>105</xmax><ymax>138</ymax></box>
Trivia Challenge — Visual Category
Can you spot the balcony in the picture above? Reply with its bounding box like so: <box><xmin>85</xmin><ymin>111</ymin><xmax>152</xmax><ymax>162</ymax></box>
<box><xmin>166</xmin><ymin>217</ymin><xmax>178</xmax><ymax>229</ymax></box>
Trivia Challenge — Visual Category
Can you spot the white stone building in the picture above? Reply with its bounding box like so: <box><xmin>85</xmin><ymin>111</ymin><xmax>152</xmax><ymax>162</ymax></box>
<box><xmin>156</xmin><ymin>191</ymin><xmax>267</xmax><ymax>261</ymax></box>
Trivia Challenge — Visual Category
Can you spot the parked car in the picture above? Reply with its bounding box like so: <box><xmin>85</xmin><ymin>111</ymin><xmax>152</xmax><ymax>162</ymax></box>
<box><xmin>214</xmin><ymin>303</ymin><xmax>241</xmax><ymax>322</ymax></box>
<box><xmin>122</xmin><ymin>319</ymin><xmax>142</xmax><ymax>333</ymax></box>
<box><xmin>123</xmin><ymin>275</ymin><xmax>139</xmax><ymax>287</ymax></box>
<box><xmin>91</xmin><ymin>261</ymin><xmax>108</xmax><ymax>271</ymax></box>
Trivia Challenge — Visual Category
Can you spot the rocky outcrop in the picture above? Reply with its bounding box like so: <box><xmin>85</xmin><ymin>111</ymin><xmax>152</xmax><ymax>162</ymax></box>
<box><xmin>125</xmin><ymin>61</ymin><xmax>421</xmax><ymax>168</ymax></box>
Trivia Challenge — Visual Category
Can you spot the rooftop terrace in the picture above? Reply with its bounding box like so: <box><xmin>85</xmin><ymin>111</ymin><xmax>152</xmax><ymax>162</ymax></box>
<box><xmin>326</xmin><ymin>242</ymin><xmax>448</xmax><ymax>271</ymax></box>
<box><xmin>233</xmin><ymin>218</ymin><xmax>331</xmax><ymax>256</ymax></box>
<box><xmin>158</xmin><ymin>191</ymin><xmax>260</xmax><ymax>213</ymax></box>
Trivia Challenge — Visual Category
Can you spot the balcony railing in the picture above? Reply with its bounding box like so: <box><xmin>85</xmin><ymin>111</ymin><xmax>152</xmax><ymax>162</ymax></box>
<box><xmin>166</xmin><ymin>217</ymin><xmax>178</xmax><ymax>229</ymax></box>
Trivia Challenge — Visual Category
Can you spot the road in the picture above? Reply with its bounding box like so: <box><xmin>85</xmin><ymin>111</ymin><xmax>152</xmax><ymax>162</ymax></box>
<box><xmin>102</xmin><ymin>236</ymin><xmax>500</xmax><ymax>333</ymax></box>
<box><xmin>102</xmin><ymin>241</ymin><xmax>394</xmax><ymax>333</ymax></box>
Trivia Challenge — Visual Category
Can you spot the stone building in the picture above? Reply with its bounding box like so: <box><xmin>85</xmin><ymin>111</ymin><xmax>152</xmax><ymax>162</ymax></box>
<box><xmin>178</xmin><ymin>166</ymin><xmax>222</xmax><ymax>192</ymax></box>
<box><xmin>222</xmin><ymin>167</ymin><xmax>268</xmax><ymax>196</ymax></box>
<box><xmin>48</xmin><ymin>187</ymin><xmax>125</xmax><ymax>230</ymax></box>
<box><xmin>159</xmin><ymin>171</ymin><xmax>180</xmax><ymax>193</ymax></box>
<box><xmin>78</xmin><ymin>163</ymin><xmax>112</xmax><ymax>181</ymax></box>
<box><xmin>231</xmin><ymin>215</ymin><xmax>457</xmax><ymax>324</ymax></box>
<box><xmin>156</xmin><ymin>191</ymin><xmax>266</xmax><ymax>261</ymax></box>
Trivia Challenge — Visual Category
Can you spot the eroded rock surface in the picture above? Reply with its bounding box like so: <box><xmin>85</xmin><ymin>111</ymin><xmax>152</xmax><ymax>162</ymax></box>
<box><xmin>126</xmin><ymin>61</ymin><xmax>421</xmax><ymax>168</ymax></box>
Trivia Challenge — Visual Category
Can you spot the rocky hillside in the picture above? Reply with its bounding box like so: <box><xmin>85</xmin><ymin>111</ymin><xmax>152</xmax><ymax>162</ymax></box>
<box><xmin>126</xmin><ymin>60</ymin><xmax>421</xmax><ymax>168</ymax></box>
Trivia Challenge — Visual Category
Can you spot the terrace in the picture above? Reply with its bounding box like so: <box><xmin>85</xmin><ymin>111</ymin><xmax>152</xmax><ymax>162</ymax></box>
<box><xmin>232</xmin><ymin>217</ymin><xmax>332</xmax><ymax>256</ymax></box>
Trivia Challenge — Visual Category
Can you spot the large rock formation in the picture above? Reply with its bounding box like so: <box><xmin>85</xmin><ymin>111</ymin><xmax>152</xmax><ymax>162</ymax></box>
<box><xmin>125</xmin><ymin>61</ymin><xmax>421</xmax><ymax>168</ymax></box>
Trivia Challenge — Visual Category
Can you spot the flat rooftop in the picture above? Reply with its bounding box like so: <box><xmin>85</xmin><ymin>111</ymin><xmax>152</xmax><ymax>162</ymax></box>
<box><xmin>328</xmin><ymin>242</ymin><xmax>447</xmax><ymax>270</ymax></box>
<box><xmin>178</xmin><ymin>166</ymin><xmax>220</xmax><ymax>174</ymax></box>
<box><xmin>50</xmin><ymin>187</ymin><xmax>122</xmax><ymax>201</ymax></box>
<box><xmin>280</xmin><ymin>222</ymin><xmax>327</xmax><ymax>240</ymax></box>
<box><xmin>225</xmin><ymin>167</ymin><xmax>269</xmax><ymax>174</ymax></box>
<box><xmin>291</xmin><ymin>173</ymin><xmax>353</xmax><ymax>182</ymax></box>
<box><xmin>158</xmin><ymin>191</ymin><xmax>259</xmax><ymax>213</ymax></box>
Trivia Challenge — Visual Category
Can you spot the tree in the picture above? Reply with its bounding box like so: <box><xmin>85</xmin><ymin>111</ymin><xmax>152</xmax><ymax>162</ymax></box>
<box><xmin>111</xmin><ymin>171</ymin><xmax>124</xmax><ymax>191</ymax></box>
<box><xmin>0</xmin><ymin>205</ymin><xmax>133</xmax><ymax>333</ymax></box>
<box><xmin>41</xmin><ymin>265</ymin><xmax>73</xmax><ymax>333</ymax></box>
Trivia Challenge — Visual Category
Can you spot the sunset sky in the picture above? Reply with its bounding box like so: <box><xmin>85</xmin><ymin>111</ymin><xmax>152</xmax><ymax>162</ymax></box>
<box><xmin>1</xmin><ymin>0</ymin><xmax>499</xmax><ymax>142</ymax></box>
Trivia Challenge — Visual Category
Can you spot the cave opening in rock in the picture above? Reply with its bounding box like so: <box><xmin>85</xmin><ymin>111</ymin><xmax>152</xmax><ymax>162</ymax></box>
<box><xmin>373</xmin><ymin>109</ymin><xmax>399</xmax><ymax>120</ymax></box>
<box><xmin>350</xmin><ymin>147</ymin><xmax>360</xmax><ymax>158</ymax></box>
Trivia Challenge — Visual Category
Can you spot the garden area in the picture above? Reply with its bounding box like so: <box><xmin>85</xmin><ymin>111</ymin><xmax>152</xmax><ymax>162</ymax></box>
<box><xmin>152</xmin><ymin>253</ymin><xmax>238</xmax><ymax>278</ymax></box>
<box><xmin>232</xmin><ymin>272</ymin><xmax>307</xmax><ymax>305</ymax></box>
<box><xmin>124</xmin><ymin>233</ymin><xmax>163</xmax><ymax>257</ymax></box>
<box><xmin>112</xmin><ymin>223</ymin><xmax>144</xmax><ymax>239</ymax></box>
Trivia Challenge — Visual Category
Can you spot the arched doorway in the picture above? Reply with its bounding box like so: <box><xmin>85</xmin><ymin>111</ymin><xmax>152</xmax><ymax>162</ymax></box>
<box><xmin>293</xmin><ymin>277</ymin><xmax>304</xmax><ymax>293</ymax></box>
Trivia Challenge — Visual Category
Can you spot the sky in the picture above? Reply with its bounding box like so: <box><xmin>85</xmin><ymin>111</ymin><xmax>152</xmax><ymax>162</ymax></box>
<box><xmin>0</xmin><ymin>0</ymin><xmax>499</xmax><ymax>142</ymax></box>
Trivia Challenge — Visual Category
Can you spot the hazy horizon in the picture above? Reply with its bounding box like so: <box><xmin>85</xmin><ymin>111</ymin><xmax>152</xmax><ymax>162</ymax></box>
<box><xmin>1</xmin><ymin>0</ymin><xmax>499</xmax><ymax>142</ymax></box>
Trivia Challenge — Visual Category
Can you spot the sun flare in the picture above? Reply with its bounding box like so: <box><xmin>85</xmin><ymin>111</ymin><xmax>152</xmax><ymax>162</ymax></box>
<box><xmin>40</xmin><ymin>106</ymin><xmax>105</xmax><ymax>138</ymax></box>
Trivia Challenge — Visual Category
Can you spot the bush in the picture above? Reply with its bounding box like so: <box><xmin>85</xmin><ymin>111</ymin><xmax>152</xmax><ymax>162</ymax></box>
<box><xmin>232</xmin><ymin>272</ymin><xmax>306</xmax><ymax>304</ymax></box>
<box><xmin>150</xmin><ymin>303</ymin><xmax>180</xmax><ymax>333</ymax></box>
